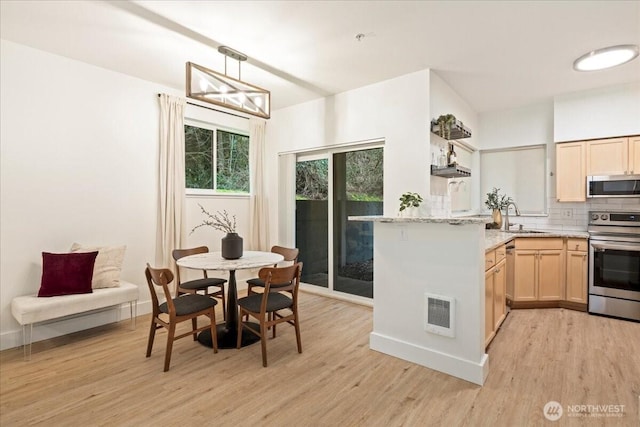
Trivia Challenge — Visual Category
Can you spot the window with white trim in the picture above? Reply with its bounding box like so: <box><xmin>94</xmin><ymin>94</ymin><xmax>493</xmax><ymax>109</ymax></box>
<box><xmin>184</xmin><ymin>121</ymin><xmax>250</xmax><ymax>194</ymax></box>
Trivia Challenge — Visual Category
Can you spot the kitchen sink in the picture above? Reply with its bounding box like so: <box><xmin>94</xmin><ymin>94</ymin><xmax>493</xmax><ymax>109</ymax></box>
<box><xmin>505</xmin><ymin>229</ymin><xmax>547</xmax><ymax>234</ymax></box>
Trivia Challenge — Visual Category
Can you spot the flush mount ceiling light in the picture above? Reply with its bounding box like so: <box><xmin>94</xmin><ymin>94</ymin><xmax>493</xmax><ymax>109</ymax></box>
<box><xmin>186</xmin><ymin>46</ymin><xmax>270</xmax><ymax>119</ymax></box>
<box><xmin>573</xmin><ymin>44</ymin><xmax>639</xmax><ymax>71</ymax></box>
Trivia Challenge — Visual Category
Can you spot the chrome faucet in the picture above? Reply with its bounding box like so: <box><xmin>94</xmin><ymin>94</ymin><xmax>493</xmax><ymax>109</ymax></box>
<box><xmin>504</xmin><ymin>201</ymin><xmax>521</xmax><ymax>231</ymax></box>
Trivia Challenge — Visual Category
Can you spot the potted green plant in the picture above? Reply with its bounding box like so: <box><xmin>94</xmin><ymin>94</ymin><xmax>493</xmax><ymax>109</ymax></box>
<box><xmin>399</xmin><ymin>192</ymin><xmax>423</xmax><ymax>217</ymax></box>
<box><xmin>191</xmin><ymin>204</ymin><xmax>242</xmax><ymax>259</ymax></box>
<box><xmin>436</xmin><ymin>114</ymin><xmax>457</xmax><ymax>140</ymax></box>
<box><xmin>484</xmin><ymin>188</ymin><xmax>512</xmax><ymax>228</ymax></box>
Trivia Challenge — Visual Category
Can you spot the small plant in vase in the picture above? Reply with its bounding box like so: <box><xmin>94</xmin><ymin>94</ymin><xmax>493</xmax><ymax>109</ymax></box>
<box><xmin>191</xmin><ymin>204</ymin><xmax>242</xmax><ymax>259</ymax></box>
<box><xmin>484</xmin><ymin>188</ymin><xmax>512</xmax><ymax>229</ymax></box>
<box><xmin>399</xmin><ymin>192</ymin><xmax>423</xmax><ymax>217</ymax></box>
<box><xmin>436</xmin><ymin>114</ymin><xmax>457</xmax><ymax>140</ymax></box>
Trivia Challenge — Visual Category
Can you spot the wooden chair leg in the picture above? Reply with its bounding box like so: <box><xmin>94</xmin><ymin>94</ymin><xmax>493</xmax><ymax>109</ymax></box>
<box><xmin>209</xmin><ymin>308</ymin><xmax>218</xmax><ymax>353</ymax></box>
<box><xmin>272</xmin><ymin>314</ymin><xmax>277</xmax><ymax>338</ymax></box>
<box><xmin>191</xmin><ymin>318</ymin><xmax>198</xmax><ymax>341</ymax></box>
<box><xmin>260</xmin><ymin>319</ymin><xmax>268</xmax><ymax>367</ymax></box>
<box><xmin>294</xmin><ymin>313</ymin><xmax>302</xmax><ymax>353</ymax></box>
<box><xmin>146</xmin><ymin>320</ymin><xmax>157</xmax><ymax>357</ymax></box>
<box><xmin>164</xmin><ymin>323</ymin><xmax>176</xmax><ymax>372</ymax></box>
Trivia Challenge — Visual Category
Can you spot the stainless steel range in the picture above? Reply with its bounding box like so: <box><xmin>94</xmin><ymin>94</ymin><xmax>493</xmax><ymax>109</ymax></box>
<box><xmin>588</xmin><ymin>211</ymin><xmax>640</xmax><ymax>321</ymax></box>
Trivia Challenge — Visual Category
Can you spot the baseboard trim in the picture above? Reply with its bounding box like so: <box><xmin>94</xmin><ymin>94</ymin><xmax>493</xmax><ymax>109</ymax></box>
<box><xmin>507</xmin><ymin>299</ymin><xmax>587</xmax><ymax>312</ymax></box>
<box><xmin>369</xmin><ymin>332</ymin><xmax>488</xmax><ymax>386</ymax></box>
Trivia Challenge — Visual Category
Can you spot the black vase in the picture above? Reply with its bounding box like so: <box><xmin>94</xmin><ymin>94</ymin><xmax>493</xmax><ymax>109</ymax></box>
<box><xmin>221</xmin><ymin>233</ymin><xmax>243</xmax><ymax>259</ymax></box>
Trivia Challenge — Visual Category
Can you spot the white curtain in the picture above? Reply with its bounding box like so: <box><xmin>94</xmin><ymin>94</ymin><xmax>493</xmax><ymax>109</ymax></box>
<box><xmin>248</xmin><ymin>118</ymin><xmax>270</xmax><ymax>250</ymax></box>
<box><xmin>156</xmin><ymin>94</ymin><xmax>186</xmax><ymax>268</ymax></box>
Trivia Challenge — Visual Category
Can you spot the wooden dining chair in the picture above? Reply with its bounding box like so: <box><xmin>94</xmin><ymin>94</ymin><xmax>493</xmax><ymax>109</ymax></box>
<box><xmin>237</xmin><ymin>263</ymin><xmax>303</xmax><ymax>367</ymax></box>
<box><xmin>145</xmin><ymin>264</ymin><xmax>218</xmax><ymax>372</ymax></box>
<box><xmin>173</xmin><ymin>246</ymin><xmax>227</xmax><ymax>320</ymax></box>
<box><xmin>246</xmin><ymin>246</ymin><xmax>299</xmax><ymax>296</ymax></box>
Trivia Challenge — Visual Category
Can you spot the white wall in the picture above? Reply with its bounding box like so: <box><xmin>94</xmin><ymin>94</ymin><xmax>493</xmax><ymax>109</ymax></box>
<box><xmin>554</xmin><ymin>82</ymin><xmax>640</xmax><ymax>142</ymax></box>
<box><xmin>479</xmin><ymin>101</ymin><xmax>554</xmax><ymax>150</ymax></box>
<box><xmin>266</xmin><ymin>70</ymin><xmax>431</xmax><ymax>241</ymax></box>
<box><xmin>0</xmin><ymin>40</ymin><xmax>250</xmax><ymax>350</ymax></box>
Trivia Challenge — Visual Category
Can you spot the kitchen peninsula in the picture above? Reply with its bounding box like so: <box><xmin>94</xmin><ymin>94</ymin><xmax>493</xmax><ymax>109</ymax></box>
<box><xmin>349</xmin><ymin>215</ymin><xmax>492</xmax><ymax>385</ymax></box>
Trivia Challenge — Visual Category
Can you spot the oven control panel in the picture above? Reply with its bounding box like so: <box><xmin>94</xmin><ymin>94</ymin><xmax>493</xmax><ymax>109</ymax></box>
<box><xmin>589</xmin><ymin>211</ymin><xmax>640</xmax><ymax>227</ymax></box>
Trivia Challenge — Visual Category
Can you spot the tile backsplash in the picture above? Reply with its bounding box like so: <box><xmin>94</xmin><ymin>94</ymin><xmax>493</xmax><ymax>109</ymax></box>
<box><xmin>437</xmin><ymin>195</ymin><xmax>639</xmax><ymax>231</ymax></box>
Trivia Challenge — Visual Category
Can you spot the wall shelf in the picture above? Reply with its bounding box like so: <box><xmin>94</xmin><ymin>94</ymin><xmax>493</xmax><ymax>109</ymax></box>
<box><xmin>431</xmin><ymin>164</ymin><xmax>471</xmax><ymax>178</ymax></box>
<box><xmin>430</xmin><ymin>119</ymin><xmax>472</xmax><ymax>140</ymax></box>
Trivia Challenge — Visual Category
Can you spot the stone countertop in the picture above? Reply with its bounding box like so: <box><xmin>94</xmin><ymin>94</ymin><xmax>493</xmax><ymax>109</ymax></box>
<box><xmin>348</xmin><ymin>215</ymin><xmax>492</xmax><ymax>225</ymax></box>
<box><xmin>485</xmin><ymin>229</ymin><xmax>590</xmax><ymax>252</ymax></box>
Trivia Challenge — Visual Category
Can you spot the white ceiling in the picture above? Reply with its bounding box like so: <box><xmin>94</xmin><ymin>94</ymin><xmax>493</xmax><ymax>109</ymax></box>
<box><xmin>1</xmin><ymin>1</ymin><xmax>639</xmax><ymax>114</ymax></box>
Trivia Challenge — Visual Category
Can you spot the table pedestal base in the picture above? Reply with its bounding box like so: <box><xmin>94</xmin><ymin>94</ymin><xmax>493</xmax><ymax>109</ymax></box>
<box><xmin>198</xmin><ymin>323</ymin><xmax>261</xmax><ymax>349</ymax></box>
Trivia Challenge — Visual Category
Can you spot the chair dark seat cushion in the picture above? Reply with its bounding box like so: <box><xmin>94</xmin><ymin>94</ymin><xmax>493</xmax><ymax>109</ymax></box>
<box><xmin>180</xmin><ymin>277</ymin><xmax>227</xmax><ymax>291</ymax></box>
<box><xmin>160</xmin><ymin>294</ymin><xmax>217</xmax><ymax>316</ymax></box>
<box><xmin>238</xmin><ymin>293</ymin><xmax>292</xmax><ymax>313</ymax></box>
<box><xmin>246</xmin><ymin>277</ymin><xmax>265</xmax><ymax>287</ymax></box>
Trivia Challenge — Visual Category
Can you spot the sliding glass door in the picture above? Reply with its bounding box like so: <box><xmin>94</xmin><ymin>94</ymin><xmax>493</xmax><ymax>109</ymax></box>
<box><xmin>295</xmin><ymin>145</ymin><xmax>383</xmax><ymax>299</ymax></box>
<box><xmin>333</xmin><ymin>148</ymin><xmax>383</xmax><ymax>298</ymax></box>
<box><xmin>295</xmin><ymin>156</ymin><xmax>329</xmax><ymax>287</ymax></box>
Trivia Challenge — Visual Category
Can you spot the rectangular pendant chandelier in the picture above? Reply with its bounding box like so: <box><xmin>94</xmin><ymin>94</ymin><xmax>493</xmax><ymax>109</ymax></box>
<box><xmin>186</xmin><ymin>60</ymin><xmax>270</xmax><ymax>119</ymax></box>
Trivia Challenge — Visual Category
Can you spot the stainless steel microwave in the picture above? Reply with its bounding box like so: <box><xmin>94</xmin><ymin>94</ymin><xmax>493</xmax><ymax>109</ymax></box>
<box><xmin>587</xmin><ymin>175</ymin><xmax>640</xmax><ymax>198</ymax></box>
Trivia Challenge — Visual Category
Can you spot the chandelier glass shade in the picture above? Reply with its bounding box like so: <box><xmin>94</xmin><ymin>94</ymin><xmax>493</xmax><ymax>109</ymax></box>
<box><xmin>186</xmin><ymin>61</ymin><xmax>270</xmax><ymax>119</ymax></box>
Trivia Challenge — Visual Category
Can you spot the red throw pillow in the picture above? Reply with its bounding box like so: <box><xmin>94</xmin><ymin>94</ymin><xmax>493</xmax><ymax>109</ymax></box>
<box><xmin>38</xmin><ymin>252</ymin><xmax>99</xmax><ymax>297</ymax></box>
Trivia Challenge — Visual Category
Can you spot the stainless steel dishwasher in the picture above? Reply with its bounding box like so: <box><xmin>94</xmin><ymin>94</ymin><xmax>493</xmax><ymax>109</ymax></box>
<box><xmin>506</xmin><ymin>244</ymin><xmax>515</xmax><ymax>309</ymax></box>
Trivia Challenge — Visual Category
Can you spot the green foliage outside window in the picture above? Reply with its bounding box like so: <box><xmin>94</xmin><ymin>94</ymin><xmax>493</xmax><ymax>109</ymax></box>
<box><xmin>295</xmin><ymin>148</ymin><xmax>383</xmax><ymax>201</ymax></box>
<box><xmin>216</xmin><ymin>130</ymin><xmax>249</xmax><ymax>193</ymax></box>
<box><xmin>184</xmin><ymin>124</ymin><xmax>249</xmax><ymax>193</ymax></box>
<box><xmin>345</xmin><ymin>149</ymin><xmax>383</xmax><ymax>201</ymax></box>
<box><xmin>185</xmin><ymin>125</ymin><xmax>213</xmax><ymax>189</ymax></box>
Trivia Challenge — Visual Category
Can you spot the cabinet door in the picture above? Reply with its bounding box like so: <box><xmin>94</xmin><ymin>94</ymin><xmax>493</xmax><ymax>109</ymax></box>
<box><xmin>586</xmin><ymin>137</ymin><xmax>628</xmax><ymax>175</ymax></box>
<box><xmin>485</xmin><ymin>269</ymin><xmax>495</xmax><ymax>346</ymax></box>
<box><xmin>493</xmin><ymin>259</ymin><xmax>507</xmax><ymax>330</ymax></box>
<box><xmin>556</xmin><ymin>142</ymin><xmax>586</xmax><ymax>202</ymax></box>
<box><xmin>629</xmin><ymin>137</ymin><xmax>640</xmax><ymax>175</ymax></box>
<box><xmin>538</xmin><ymin>250</ymin><xmax>564</xmax><ymax>300</ymax></box>
<box><xmin>566</xmin><ymin>250</ymin><xmax>588</xmax><ymax>303</ymax></box>
<box><xmin>514</xmin><ymin>250</ymin><xmax>537</xmax><ymax>301</ymax></box>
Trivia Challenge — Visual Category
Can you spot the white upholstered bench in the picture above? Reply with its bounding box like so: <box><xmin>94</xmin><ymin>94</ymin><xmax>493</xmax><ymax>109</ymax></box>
<box><xmin>11</xmin><ymin>281</ymin><xmax>139</xmax><ymax>359</ymax></box>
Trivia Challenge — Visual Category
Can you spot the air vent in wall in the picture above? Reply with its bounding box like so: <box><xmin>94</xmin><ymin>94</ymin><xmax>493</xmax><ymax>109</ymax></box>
<box><xmin>424</xmin><ymin>293</ymin><xmax>456</xmax><ymax>338</ymax></box>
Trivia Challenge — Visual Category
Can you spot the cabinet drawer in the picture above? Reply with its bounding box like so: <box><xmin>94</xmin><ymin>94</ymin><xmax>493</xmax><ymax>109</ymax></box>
<box><xmin>485</xmin><ymin>250</ymin><xmax>496</xmax><ymax>271</ymax></box>
<box><xmin>515</xmin><ymin>238</ymin><xmax>563</xmax><ymax>250</ymax></box>
<box><xmin>567</xmin><ymin>238</ymin><xmax>588</xmax><ymax>252</ymax></box>
<box><xmin>495</xmin><ymin>245</ymin><xmax>506</xmax><ymax>262</ymax></box>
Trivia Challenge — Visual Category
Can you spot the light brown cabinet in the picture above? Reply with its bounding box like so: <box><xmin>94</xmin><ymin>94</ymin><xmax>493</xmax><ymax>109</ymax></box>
<box><xmin>512</xmin><ymin>238</ymin><xmax>564</xmax><ymax>302</ymax></box>
<box><xmin>485</xmin><ymin>245</ymin><xmax>507</xmax><ymax>347</ymax></box>
<box><xmin>493</xmin><ymin>259</ymin><xmax>507</xmax><ymax>330</ymax></box>
<box><xmin>556</xmin><ymin>136</ymin><xmax>640</xmax><ymax>203</ymax></box>
<box><xmin>630</xmin><ymin>137</ymin><xmax>640</xmax><ymax>175</ymax></box>
<box><xmin>586</xmin><ymin>136</ymin><xmax>640</xmax><ymax>176</ymax></box>
<box><xmin>556</xmin><ymin>141</ymin><xmax>586</xmax><ymax>202</ymax></box>
<box><xmin>565</xmin><ymin>238</ymin><xmax>588</xmax><ymax>304</ymax></box>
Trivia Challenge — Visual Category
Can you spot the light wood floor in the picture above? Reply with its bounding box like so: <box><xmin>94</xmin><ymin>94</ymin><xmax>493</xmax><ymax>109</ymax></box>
<box><xmin>1</xmin><ymin>293</ymin><xmax>639</xmax><ymax>426</ymax></box>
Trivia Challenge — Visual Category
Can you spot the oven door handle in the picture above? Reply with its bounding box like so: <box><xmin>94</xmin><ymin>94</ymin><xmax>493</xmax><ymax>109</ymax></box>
<box><xmin>591</xmin><ymin>242</ymin><xmax>640</xmax><ymax>252</ymax></box>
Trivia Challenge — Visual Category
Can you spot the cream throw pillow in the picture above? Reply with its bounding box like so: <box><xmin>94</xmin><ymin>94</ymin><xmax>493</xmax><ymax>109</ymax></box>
<box><xmin>70</xmin><ymin>243</ymin><xmax>126</xmax><ymax>288</ymax></box>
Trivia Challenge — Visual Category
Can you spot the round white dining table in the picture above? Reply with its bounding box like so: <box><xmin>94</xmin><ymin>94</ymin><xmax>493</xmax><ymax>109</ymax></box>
<box><xmin>176</xmin><ymin>250</ymin><xmax>284</xmax><ymax>348</ymax></box>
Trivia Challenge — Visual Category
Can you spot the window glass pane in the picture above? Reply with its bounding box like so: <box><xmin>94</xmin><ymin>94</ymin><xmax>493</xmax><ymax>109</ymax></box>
<box><xmin>296</xmin><ymin>158</ymin><xmax>329</xmax><ymax>288</ymax></box>
<box><xmin>216</xmin><ymin>130</ymin><xmax>249</xmax><ymax>193</ymax></box>
<box><xmin>185</xmin><ymin>125</ymin><xmax>213</xmax><ymax>189</ymax></box>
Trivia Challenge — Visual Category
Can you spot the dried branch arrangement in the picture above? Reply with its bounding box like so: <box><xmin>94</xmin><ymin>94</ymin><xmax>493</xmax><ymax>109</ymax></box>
<box><xmin>190</xmin><ymin>204</ymin><xmax>237</xmax><ymax>234</ymax></box>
